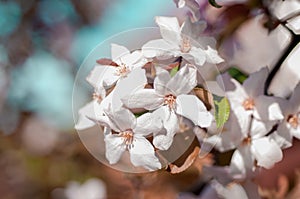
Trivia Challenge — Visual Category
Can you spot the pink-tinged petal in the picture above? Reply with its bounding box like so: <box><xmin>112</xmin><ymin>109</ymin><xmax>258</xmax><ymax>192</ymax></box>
<box><xmin>176</xmin><ymin>94</ymin><xmax>212</xmax><ymax>127</ymax></box>
<box><xmin>104</xmin><ymin>107</ymin><xmax>136</xmax><ymax>132</ymax></box>
<box><xmin>111</xmin><ymin>43</ymin><xmax>130</xmax><ymax>63</ymax></box>
<box><xmin>153</xmin><ymin>106</ymin><xmax>179</xmax><ymax>150</ymax></box>
<box><xmin>251</xmin><ymin>137</ymin><xmax>283</xmax><ymax>169</ymax></box>
<box><xmin>166</xmin><ymin>65</ymin><xmax>197</xmax><ymax>96</ymax></box>
<box><xmin>134</xmin><ymin>112</ymin><xmax>163</xmax><ymax>136</ymax></box>
<box><xmin>182</xmin><ymin>47</ymin><xmax>206</xmax><ymax>66</ymax></box>
<box><xmin>121</xmin><ymin>89</ymin><xmax>163</xmax><ymax>110</ymax></box>
<box><xmin>129</xmin><ymin>136</ymin><xmax>161</xmax><ymax>171</ymax></box>
<box><xmin>104</xmin><ymin>133</ymin><xmax>126</xmax><ymax>164</ymax></box>
<box><xmin>253</xmin><ymin>95</ymin><xmax>284</xmax><ymax>121</ymax></box>
<box><xmin>155</xmin><ymin>16</ymin><xmax>181</xmax><ymax>45</ymax></box>
<box><xmin>204</xmin><ymin>46</ymin><xmax>224</xmax><ymax>64</ymax></box>
<box><xmin>230</xmin><ymin>146</ymin><xmax>255</xmax><ymax>179</ymax></box>
<box><xmin>154</xmin><ymin>69</ymin><xmax>171</xmax><ymax>95</ymax></box>
<box><xmin>75</xmin><ymin>100</ymin><xmax>97</xmax><ymax>130</ymax></box>
<box><xmin>243</xmin><ymin>67</ymin><xmax>269</xmax><ymax>97</ymax></box>
<box><xmin>111</xmin><ymin>67</ymin><xmax>147</xmax><ymax>110</ymax></box>
<box><xmin>142</xmin><ymin>39</ymin><xmax>177</xmax><ymax>59</ymax></box>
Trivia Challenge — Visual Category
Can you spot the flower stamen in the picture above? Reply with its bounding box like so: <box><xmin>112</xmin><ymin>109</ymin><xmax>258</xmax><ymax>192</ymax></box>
<box><xmin>92</xmin><ymin>92</ymin><xmax>102</xmax><ymax>103</ymax></box>
<box><xmin>115</xmin><ymin>63</ymin><xmax>130</xmax><ymax>77</ymax></box>
<box><xmin>163</xmin><ymin>94</ymin><xmax>177</xmax><ymax>110</ymax></box>
<box><xmin>119</xmin><ymin>130</ymin><xmax>134</xmax><ymax>150</ymax></box>
<box><xmin>180</xmin><ymin>36</ymin><xmax>191</xmax><ymax>53</ymax></box>
<box><xmin>287</xmin><ymin>114</ymin><xmax>299</xmax><ymax>129</ymax></box>
<box><xmin>242</xmin><ymin>98</ymin><xmax>255</xmax><ymax>110</ymax></box>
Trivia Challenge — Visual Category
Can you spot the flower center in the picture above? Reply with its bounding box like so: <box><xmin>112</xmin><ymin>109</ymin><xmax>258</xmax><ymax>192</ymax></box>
<box><xmin>119</xmin><ymin>130</ymin><xmax>134</xmax><ymax>150</ymax></box>
<box><xmin>242</xmin><ymin>136</ymin><xmax>251</xmax><ymax>145</ymax></box>
<box><xmin>242</xmin><ymin>98</ymin><xmax>255</xmax><ymax>110</ymax></box>
<box><xmin>180</xmin><ymin>36</ymin><xmax>191</xmax><ymax>53</ymax></box>
<box><xmin>115</xmin><ymin>63</ymin><xmax>130</xmax><ymax>77</ymax></box>
<box><xmin>92</xmin><ymin>92</ymin><xmax>102</xmax><ymax>103</ymax></box>
<box><xmin>163</xmin><ymin>94</ymin><xmax>177</xmax><ymax>109</ymax></box>
<box><xmin>287</xmin><ymin>114</ymin><xmax>299</xmax><ymax>129</ymax></box>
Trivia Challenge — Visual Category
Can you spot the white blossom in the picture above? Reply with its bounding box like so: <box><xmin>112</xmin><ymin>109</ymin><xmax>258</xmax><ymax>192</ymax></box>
<box><xmin>102</xmin><ymin>107</ymin><xmax>162</xmax><ymax>171</ymax></box>
<box><xmin>122</xmin><ymin>65</ymin><xmax>212</xmax><ymax>150</ymax></box>
<box><xmin>142</xmin><ymin>16</ymin><xmax>223</xmax><ymax>68</ymax></box>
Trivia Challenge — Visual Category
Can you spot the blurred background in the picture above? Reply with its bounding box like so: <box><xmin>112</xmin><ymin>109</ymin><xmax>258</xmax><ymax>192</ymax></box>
<box><xmin>1</xmin><ymin>0</ymin><xmax>300</xmax><ymax>198</ymax></box>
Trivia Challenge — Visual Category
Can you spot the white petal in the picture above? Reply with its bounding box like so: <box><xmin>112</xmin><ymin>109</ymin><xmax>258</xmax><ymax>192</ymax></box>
<box><xmin>174</xmin><ymin>0</ymin><xmax>186</xmax><ymax>8</ymax></box>
<box><xmin>75</xmin><ymin>99</ymin><xmax>117</xmax><ymax>131</ymax></box>
<box><xmin>166</xmin><ymin>65</ymin><xmax>197</xmax><ymax>95</ymax></box>
<box><xmin>250</xmin><ymin>119</ymin><xmax>273</xmax><ymax>139</ymax></box>
<box><xmin>155</xmin><ymin>16</ymin><xmax>181</xmax><ymax>44</ymax></box>
<box><xmin>230</xmin><ymin>146</ymin><xmax>255</xmax><ymax>179</ymax></box>
<box><xmin>243</xmin><ymin>67</ymin><xmax>268</xmax><ymax>97</ymax></box>
<box><xmin>176</xmin><ymin>94</ymin><xmax>212</xmax><ymax>127</ymax></box>
<box><xmin>104</xmin><ymin>133</ymin><xmax>126</xmax><ymax>164</ymax></box>
<box><xmin>226</xmin><ymin>79</ymin><xmax>248</xmax><ymax>107</ymax></box>
<box><xmin>287</xmin><ymin>15</ymin><xmax>300</xmax><ymax>35</ymax></box>
<box><xmin>182</xmin><ymin>47</ymin><xmax>206</xmax><ymax>66</ymax></box>
<box><xmin>121</xmin><ymin>89</ymin><xmax>163</xmax><ymax>110</ymax></box>
<box><xmin>110</xmin><ymin>67</ymin><xmax>147</xmax><ymax>110</ymax></box>
<box><xmin>101</xmin><ymin>66</ymin><xmax>120</xmax><ymax>88</ymax></box>
<box><xmin>153</xmin><ymin>134</ymin><xmax>174</xmax><ymax>151</ymax></box>
<box><xmin>134</xmin><ymin>112</ymin><xmax>163</xmax><ymax>136</ymax></box>
<box><xmin>121</xmin><ymin>50</ymin><xmax>143</xmax><ymax>67</ymax></box>
<box><xmin>111</xmin><ymin>43</ymin><xmax>130</xmax><ymax>63</ymax></box>
<box><xmin>289</xmin><ymin>82</ymin><xmax>300</xmax><ymax>111</ymax></box>
<box><xmin>75</xmin><ymin>100</ymin><xmax>97</xmax><ymax>130</ymax></box>
<box><xmin>142</xmin><ymin>39</ymin><xmax>177</xmax><ymax>59</ymax></box>
<box><xmin>204</xmin><ymin>46</ymin><xmax>224</xmax><ymax>64</ymax></box>
<box><xmin>269</xmin><ymin>127</ymin><xmax>292</xmax><ymax>149</ymax></box>
<box><xmin>129</xmin><ymin>136</ymin><xmax>161</xmax><ymax>171</ymax></box>
<box><xmin>206</xmin><ymin>110</ymin><xmax>248</xmax><ymax>152</ymax></box>
<box><xmin>153</xmin><ymin>106</ymin><xmax>179</xmax><ymax>150</ymax></box>
<box><xmin>86</xmin><ymin>64</ymin><xmax>106</xmax><ymax>90</ymax></box>
<box><xmin>154</xmin><ymin>69</ymin><xmax>171</xmax><ymax>95</ymax></box>
<box><xmin>253</xmin><ymin>95</ymin><xmax>284</xmax><ymax>121</ymax></box>
<box><xmin>104</xmin><ymin>107</ymin><xmax>136</xmax><ymax>132</ymax></box>
<box><xmin>181</xmin><ymin>18</ymin><xmax>206</xmax><ymax>40</ymax></box>
<box><xmin>251</xmin><ymin>137</ymin><xmax>283</xmax><ymax>169</ymax></box>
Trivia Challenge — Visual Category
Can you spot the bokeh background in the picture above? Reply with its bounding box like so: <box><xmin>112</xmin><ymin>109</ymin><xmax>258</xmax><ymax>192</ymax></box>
<box><xmin>1</xmin><ymin>0</ymin><xmax>300</xmax><ymax>198</ymax></box>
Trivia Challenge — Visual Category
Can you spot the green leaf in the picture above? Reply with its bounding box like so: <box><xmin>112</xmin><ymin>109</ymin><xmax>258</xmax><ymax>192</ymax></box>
<box><xmin>213</xmin><ymin>95</ymin><xmax>230</xmax><ymax>128</ymax></box>
<box><xmin>170</xmin><ymin>64</ymin><xmax>179</xmax><ymax>77</ymax></box>
<box><xmin>228</xmin><ymin>67</ymin><xmax>248</xmax><ymax>83</ymax></box>
<box><xmin>209</xmin><ymin>0</ymin><xmax>222</xmax><ymax>8</ymax></box>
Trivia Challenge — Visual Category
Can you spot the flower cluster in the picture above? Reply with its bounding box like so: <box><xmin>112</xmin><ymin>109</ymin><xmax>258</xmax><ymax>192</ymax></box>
<box><xmin>75</xmin><ymin>0</ymin><xmax>300</xmax><ymax>197</ymax></box>
<box><xmin>75</xmin><ymin>16</ymin><xmax>224</xmax><ymax>171</ymax></box>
